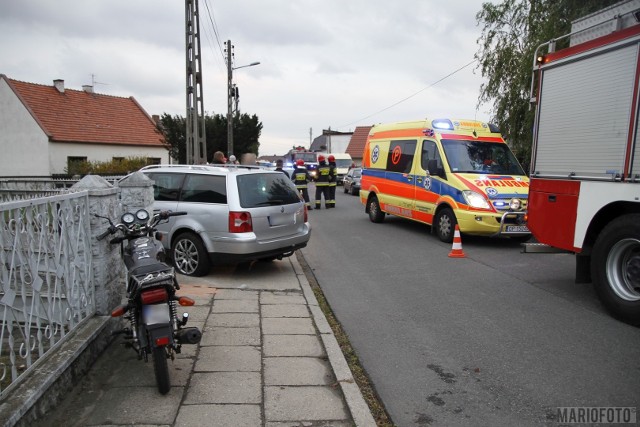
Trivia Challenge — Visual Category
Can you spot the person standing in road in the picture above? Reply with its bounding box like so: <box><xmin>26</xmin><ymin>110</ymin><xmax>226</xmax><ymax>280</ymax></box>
<box><xmin>275</xmin><ymin>159</ymin><xmax>290</xmax><ymax>178</ymax></box>
<box><xmin>327</xmin><ymin>155</ymin><xmax>337</xmax><ymax>208</ymax></box>
<box><xmin>314</xmin><ymin>155</ymin><xmax>331</xmax><ymax>209</ymax></box>
<box><xmin>292</xmin><ymin>159</ymin><xmax>312</xmax><ymax>210</ymax></box>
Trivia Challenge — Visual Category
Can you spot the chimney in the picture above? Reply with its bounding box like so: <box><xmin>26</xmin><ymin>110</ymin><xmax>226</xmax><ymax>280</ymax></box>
<box><xmin>82</xmin><ymin>85</ymin><xmax>94</xmax><ymax>94</ymax></box>
<box><xmin>152</xmin><ymin>114</ymin><xmax>160</xmax><ymax>124</ymax></box>
<box><xmin>53</xmin><ymin>79</ymin><xmax>64</xmax><ymax>93</ymax></box>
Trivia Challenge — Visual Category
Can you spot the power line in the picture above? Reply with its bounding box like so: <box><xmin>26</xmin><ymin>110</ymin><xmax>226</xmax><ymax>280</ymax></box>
<box><xmin>202</xmin><ymin>0</ymin><xmax>226</xmax><ymax>64</ymax></box>
<box><xmin>337</xmin><ymin>58</ymin><xmax>478</xmax><ymax>129</ymax></box>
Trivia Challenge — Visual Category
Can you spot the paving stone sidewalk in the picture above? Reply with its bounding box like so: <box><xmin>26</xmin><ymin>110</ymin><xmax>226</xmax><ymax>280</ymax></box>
<box><xmin>35</xmin><ymin>255</ymin><xmax>375</xmax><ymax>427</ymax></box>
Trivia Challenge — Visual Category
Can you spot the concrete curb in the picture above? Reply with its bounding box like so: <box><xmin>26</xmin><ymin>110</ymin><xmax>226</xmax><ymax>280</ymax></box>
<box><xmin>291</xmin><ymin>255</ymin><xmax>377</xmax><ymax>427</ymax></box>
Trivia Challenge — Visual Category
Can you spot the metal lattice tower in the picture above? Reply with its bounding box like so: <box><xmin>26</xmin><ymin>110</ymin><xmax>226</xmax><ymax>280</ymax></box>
<box><xmin>185</xmin><ymin>0</ymin><xmax>206</xmax><ymax>164</ymax></box>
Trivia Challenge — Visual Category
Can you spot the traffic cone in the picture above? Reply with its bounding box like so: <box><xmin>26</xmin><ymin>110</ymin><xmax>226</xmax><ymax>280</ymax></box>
<box><xmin>448</xmin><ymin>224</ymin><xmax>466</xmax><ymax>258</ymax></box>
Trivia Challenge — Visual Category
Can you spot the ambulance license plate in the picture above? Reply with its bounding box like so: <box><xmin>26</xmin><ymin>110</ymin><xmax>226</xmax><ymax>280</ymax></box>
<box><xmin>143</xmin><ymin>304</ymin><xmax>170</xmax><ymax>325</ymax></box>
<box><xmin>506</xmin><ymin>225</ymin><xmax>529</xmax><ymax>233</ymax></box>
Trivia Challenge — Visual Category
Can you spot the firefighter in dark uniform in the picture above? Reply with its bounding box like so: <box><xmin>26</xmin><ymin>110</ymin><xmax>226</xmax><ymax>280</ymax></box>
<box><xmin>292</xmin><ymin>159</ymin><xmax>312</xmax><ymax>210</ymax></box>
<box><xmin>314</xmin><ymin>155</ymin><xmax>331</xmax><ymax>209</ymax></box>
<box><xmin>327</xmin><ymin>155</ymin><xmax>337</xmax><ymax>208</ymax></box>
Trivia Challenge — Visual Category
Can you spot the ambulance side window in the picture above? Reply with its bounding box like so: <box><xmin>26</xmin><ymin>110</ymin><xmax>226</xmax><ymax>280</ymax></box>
<box><xmin>386</xmin><ymin>140</ymin><xmax>416</xmax><ymax>174</ymax></box>
<box><xmin>420</xmin><ymin>140</ymin><xmax>442</xmax><ymax>170</ymax></box>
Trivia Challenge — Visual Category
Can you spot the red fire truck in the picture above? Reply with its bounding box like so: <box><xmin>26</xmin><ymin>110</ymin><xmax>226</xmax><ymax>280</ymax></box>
<box><xmin>286</xmin><ymin>146</ymin><xmax>320</xmax><ymax>179</ymax></box>
<box><xmin>525</xmin><ymin>0</ymin><xmax>640</xmax><ymax>325</ymax></box>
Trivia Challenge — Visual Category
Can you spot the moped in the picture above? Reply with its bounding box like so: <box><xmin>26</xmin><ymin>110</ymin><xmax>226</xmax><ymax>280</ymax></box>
<box><xmin>96</xmin><ymin>209</ymin><xmax>201</xmax><ymax>394</ymax></box>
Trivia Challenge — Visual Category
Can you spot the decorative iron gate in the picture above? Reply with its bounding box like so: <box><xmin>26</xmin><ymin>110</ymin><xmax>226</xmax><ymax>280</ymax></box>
<box><xmin>0</xmin><ymin>192</ymin><xmax>94</xmax><ymax>396</ymax></box>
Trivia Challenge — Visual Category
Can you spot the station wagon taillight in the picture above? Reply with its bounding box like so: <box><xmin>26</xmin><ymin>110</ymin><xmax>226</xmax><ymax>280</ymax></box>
<box><xmin>229</xmin><ymin>211</ymin><xmax>253</xmax><ymax>233</ymax></box>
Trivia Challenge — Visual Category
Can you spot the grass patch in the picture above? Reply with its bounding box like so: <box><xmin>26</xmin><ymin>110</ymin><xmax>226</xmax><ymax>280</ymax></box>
<box><xmin>296</xmin><ymin>252</ymin><xmax>395</xmax><ymax>427</ymax></box>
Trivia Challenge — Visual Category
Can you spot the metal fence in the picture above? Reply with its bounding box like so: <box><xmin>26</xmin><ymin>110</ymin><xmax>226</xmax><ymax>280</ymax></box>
<box><xmin>0</xmin><ymin>192</ymin><xmax>94</xmax><ymax>397</ymax></box>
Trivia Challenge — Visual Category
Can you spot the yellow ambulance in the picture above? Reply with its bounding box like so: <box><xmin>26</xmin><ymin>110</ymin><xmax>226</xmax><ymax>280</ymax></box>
<box><xmin>360</xmin><ymin>118</ymin><xmax>530</xmax><ymax>243</ymax></box>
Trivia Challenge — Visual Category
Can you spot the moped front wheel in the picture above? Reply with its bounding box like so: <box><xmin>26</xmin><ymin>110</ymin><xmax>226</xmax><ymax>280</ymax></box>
<box><xmin>152</xmin><ymin>346</ymin><xmax>170</xmax><ymax>394</ymax></box>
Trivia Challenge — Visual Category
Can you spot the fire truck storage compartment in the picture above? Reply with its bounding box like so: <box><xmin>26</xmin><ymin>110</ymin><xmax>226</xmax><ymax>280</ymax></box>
<box><xmin>528</xmin><ymin>179</ymin><xmax>580</xmax><ymax>252</ymax></box>
<box><xmin>534</xmin><ymin>40</ymin><xmax>639</xmax><ymax>179</ymax></box>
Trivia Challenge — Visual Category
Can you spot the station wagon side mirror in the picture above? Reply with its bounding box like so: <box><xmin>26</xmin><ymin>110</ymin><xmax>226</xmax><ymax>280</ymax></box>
<box><xmin>427</xmin><ymin>159</ymin><xmax>445</xmax><ymax>179</ymax></box>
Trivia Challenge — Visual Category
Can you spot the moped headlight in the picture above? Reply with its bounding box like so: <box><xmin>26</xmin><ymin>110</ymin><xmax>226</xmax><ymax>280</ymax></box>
<box><xmin>462</xmin><ymin>190</ymin><xmax>490</xmax><ymax>209</ymax></box>
<box><xmin>510</xmin><ymin>198</ymin><xmax>522</xmax><ymax>210</ymax></box>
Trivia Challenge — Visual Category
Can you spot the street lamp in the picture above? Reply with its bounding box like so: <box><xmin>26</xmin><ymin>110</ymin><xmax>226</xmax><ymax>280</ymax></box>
<box><xmin>226</xmin><ymin>40</ymin><xmax>260</xmax><ymax>157</ymax></box>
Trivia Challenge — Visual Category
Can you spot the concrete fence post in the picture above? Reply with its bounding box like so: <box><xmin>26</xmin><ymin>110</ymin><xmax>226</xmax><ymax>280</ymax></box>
<box><xmin>117</xmin><ymin>171</ymin><xmax>155</xmax><ymax>214</ymax></box>
<box><xmin>72</xmin><ymin>175</ymin><xmax>123</xmax><ymax>315</ymax></box>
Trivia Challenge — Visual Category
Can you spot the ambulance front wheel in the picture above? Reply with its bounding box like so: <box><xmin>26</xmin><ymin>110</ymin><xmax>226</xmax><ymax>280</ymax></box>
<box><xmin>368</xmin><ymin>195</ymin><xmax>385</xmax><ymax>223</ymax></box>
<box><xmin>591</xmin><ymin>214</ymin><xmax>640</xmax><ymax>326</ymax></box>
<box><xmin>434</xmin><ymin>207</ymin><xmax>456</xmax><ymax>243</ymax></box>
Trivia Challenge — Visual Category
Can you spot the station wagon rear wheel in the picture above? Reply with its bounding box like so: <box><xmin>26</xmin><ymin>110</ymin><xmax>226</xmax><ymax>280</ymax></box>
<box><xmin>434</xmin><ymin>207</ymin><xmax>456</xmax><ymax>243</ymax></box>
<box><xmin>172</xmin><ymin>232</ymin><xmax>210</xmax><ymax>277</ymax></box>
<box><xmin>368</xmin><ymin>195</ymin><xmax>385</xmax><ymax>223</ymax></box>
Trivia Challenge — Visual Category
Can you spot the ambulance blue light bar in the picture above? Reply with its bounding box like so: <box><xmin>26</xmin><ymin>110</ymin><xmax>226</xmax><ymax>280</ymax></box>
<box><xmin>432</xmin><ymin>119</ymin><xmax>454</xmax><ymax>130</ymax></box>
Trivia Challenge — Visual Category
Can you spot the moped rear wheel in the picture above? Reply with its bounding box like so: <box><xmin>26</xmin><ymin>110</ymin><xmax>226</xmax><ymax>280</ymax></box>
<box><xmin>152</xmin><ymin>346</ymin><xmax>170</xmax><ymax>394</ymax></box>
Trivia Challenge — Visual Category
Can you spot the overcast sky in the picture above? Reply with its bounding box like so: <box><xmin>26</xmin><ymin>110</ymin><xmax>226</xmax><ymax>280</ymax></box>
<box><xmin>1</xmin><ymin>0</ymin><xmax>495</xmax><ymax>157</ymax></box>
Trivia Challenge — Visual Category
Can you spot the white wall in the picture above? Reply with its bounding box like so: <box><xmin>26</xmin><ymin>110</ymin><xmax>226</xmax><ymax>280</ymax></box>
<box><xmin>325</xmin><ymin>135</ymin><xmax>351</xmax><ymax>153</ymax></box>
<box><xmin>49</xmin><ymin>143</ymin><xmax>169</xmax><ymax>174</ymax></box>
<box><xmin>0</xmin><ymin>79</ymin><xmax>51</xmax><ymax>176</ymax></box>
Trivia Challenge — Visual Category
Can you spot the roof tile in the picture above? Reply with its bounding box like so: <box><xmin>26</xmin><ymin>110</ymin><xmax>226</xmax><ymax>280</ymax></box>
<box><xmin>345</xmin><ymin>125</ymin><xmax>372</xmax><ymax>158</ymax></box>
<box><xmin>5</xmin><ymin>76</ymin><xmax>165</xmax><ymax>147</ymax></box>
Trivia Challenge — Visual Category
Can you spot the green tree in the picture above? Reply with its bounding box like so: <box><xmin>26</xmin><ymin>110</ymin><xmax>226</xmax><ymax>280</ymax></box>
<box><xmin>159</xmin><ymin>112</ymin><xmax>262</xmax><ymax>163</ymax></box>
<box><xmin>157</xmin><ymin>113</ymin><xmax>187</xmax><ymax>163</ymax></box>
<box><xmin>233</xmin><ymin>113</ymin><xmax>263</xmax><ymax>156</ymax></box>
<box><xmin>475</xmin><ymin>0</ymin><xmax>619</xmax><ymax>170</ymax></box>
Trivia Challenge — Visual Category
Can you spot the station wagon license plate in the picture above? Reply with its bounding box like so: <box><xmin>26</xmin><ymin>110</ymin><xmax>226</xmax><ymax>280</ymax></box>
<box><xmin>506</xmin><ymin>225</ymin><xmax>530</xmax><ymax>233</ymax></box>
<box><xmin>143</xmin><ymin>304</ymin><xmax>171</xmax><ymax>325</ymax></box>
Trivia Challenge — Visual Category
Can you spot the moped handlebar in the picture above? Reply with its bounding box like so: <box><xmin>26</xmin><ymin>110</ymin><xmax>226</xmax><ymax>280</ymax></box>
<box><xmin>158</xmin><ymin>211</ymin><xmax>187</xmax><ymax>220</ymax></box>
<box><xmin>96</xmin><ymin>210</ymin><xmax>187</xmax><ymax>243</ymax></box>
<box><xmin>96</xmin><ymin>229</ymin><xmax>112</xmax><ymax>241</ymax></box>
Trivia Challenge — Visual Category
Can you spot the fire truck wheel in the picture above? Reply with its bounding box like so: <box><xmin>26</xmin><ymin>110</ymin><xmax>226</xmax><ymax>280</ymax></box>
<box><xmin>434</xmin><ymin>207</ymin><xmax>456</xmax><ymax>243</ymax></box>
<box><xmin>368</xmin><ymin>195</ymin><xmax>385</xmax><ymax>223</ymax></box>
<box><xmin>591</xmin><ymin>214</ymin><xmax>640</xmax><ymax>326</ymax></box>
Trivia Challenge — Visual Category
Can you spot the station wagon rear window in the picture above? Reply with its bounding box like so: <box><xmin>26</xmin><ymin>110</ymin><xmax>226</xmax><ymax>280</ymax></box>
<box><xmin>237</xmin><ymin>174</ymin><xmax>301</xmax><ymax>208</ymax></box>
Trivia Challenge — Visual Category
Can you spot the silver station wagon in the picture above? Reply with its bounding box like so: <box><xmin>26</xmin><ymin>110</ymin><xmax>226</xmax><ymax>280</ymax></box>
<box><xmin>140</xmin><ymin>164</ymin><xmax>311</xmax><ymax>276</ymax></box>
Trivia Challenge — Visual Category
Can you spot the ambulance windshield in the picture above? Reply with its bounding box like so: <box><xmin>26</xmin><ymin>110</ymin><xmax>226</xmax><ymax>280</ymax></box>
<box><xmin>441</xmin><ymin>139</ymin><xmax>525</xmax><ymax>175</ymax></box>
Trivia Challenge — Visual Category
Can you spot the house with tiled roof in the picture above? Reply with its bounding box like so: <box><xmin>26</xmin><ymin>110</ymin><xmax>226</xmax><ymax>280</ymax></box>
<box><xmin>0</xmin><ymin>75</ymin><xmax>168</xmax><ymax>176</ymax></box>
<box><xmin>345</xmin><ymin>125</ymin><xmax>372</xmax><ymax>166</ymax></box>
<box><xmin>310</xmin><ymin>129</ymin><xmax>353</xmax><ymax>154</ymax></box>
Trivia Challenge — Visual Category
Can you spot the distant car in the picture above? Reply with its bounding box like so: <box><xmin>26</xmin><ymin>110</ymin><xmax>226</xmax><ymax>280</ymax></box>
<box><xmin>140</xmin><ymin>164</ymin><xmax>311</xmax><ymax>276</ymax></box>
<box><xmin>343</xmin><ymin>167</ymin><xmax>362</xmax><ymax>195</ymax></box>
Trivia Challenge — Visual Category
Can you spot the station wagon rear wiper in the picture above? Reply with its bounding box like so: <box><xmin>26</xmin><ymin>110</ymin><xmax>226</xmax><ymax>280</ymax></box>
<box><xmin>254</xmin><ymin>200</ymin><xmax>285</xmax><ymax>206</ymax></box>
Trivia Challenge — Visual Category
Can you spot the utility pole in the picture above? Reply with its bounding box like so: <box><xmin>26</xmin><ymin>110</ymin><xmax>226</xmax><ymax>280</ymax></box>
<box><xmin>226</xmin><ymin>40</ymin><xmax>234</xmax><ymax>157</ymax></box>
<box><xmin>225</xmin><ymin>42</ymin><xmax>259</xmax><ymax>158</ymax></box>
<box><xmin>185</xmin><ymin>0</ymin><xmax>206</xmax><ymax>164</ymax></box>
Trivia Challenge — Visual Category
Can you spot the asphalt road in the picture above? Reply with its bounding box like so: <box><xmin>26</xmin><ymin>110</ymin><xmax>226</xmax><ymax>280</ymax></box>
<box><xmin>300</xmin><ymin>185</ymin><xmax>640</xmax><ymax>427</ymax></box>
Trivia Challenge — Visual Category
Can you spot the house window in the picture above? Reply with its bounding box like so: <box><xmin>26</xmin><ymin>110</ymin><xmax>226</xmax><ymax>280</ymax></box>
<box><xmin>67</xmin><ymin>156</ymin><xmax>88</xmax><ymax>175</ymax></box>
<box><xmin>147</xmin><ymin>157</ymin><xmax>161</xmax><ymax>165</ymax></box>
